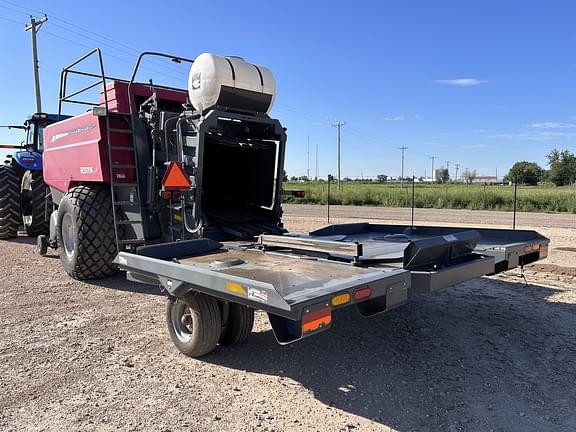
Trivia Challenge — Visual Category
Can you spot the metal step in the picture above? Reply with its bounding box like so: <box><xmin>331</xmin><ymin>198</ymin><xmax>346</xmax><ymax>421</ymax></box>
<box><xmin>112</xmin><ymin>183</ymin><xmax>138</xmax><ymax>187</ymax></box>
<box><xmin>119</xmin><ymin>239</ymin><xmax>145</xmax><ymax>245</ymax></box>
<box><xmin>109</xmin><ymin>128</ymin><xmax>133</xmax><ymax>133</ymax></box>
<box><xmin>111</xmin><ymin>164</ymin><xmax>136</xmax><ymax>169</ymax></box>
<box><xmin>116</xmin><ymin>220</ymin><xmax>143</xmax><ymax>225</ymax></box>
<box><xmin>111</xmin><ymin>146</ymin><xmax>135</xmax><ymax>151</ymax></box>
<box><xmin>113</xmin><ymin>200</ymin><xmax>140</xmax><ymax>206</ymax></box>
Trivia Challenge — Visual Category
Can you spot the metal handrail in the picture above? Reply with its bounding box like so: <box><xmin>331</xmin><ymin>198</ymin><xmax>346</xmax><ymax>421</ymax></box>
<box><xmin>127</xmin><ymin>51</ymin><xmax>194</xmax><ymax>114</ymax></box>
<box><xmin>58</xmin><ymin>48</ymin><xmax>108</xmax><ymax>116</ymax></box>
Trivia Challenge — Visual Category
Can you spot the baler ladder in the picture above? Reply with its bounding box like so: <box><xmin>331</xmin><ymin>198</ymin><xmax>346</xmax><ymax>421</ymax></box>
<box><xmin>106</xmin><ymin>112</ymin><xmax>146</xmax><ymax>249</ymax></box>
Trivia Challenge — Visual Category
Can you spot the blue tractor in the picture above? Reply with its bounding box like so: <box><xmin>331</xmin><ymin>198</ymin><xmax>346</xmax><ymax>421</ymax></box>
<box><xmin>0</xmin><ymin>113</ymin><xmax>66</xmax><ymax>239</ymax></box>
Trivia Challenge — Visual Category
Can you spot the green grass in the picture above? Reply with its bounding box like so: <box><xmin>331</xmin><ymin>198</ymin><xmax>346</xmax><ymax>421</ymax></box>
<box><xmin>282</xmin><ymin>182</ymin><xmax>576</xmax><ymax>213</ymax></box>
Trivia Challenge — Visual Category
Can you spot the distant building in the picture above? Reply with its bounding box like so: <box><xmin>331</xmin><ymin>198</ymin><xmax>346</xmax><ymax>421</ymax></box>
<box><xmin>471</xmin><ymin>176</ymin><xmax>498</xmax><ymax>184</ymax></box>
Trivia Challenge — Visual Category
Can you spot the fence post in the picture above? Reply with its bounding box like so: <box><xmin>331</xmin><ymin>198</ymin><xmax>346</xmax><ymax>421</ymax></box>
<box><xmin>513</xmin><ymin>178</ymin><xmax>518</xmax><ymax>230</ymax></box>
<box><xmin>327</xmin><ymin>175</ymin><xmax>331</xmax><ymax>224</ymax></box>
<box><xmin>411</xmin><ymin>175</ymin><xmax>415</xmax><ymax>228</ymax></box>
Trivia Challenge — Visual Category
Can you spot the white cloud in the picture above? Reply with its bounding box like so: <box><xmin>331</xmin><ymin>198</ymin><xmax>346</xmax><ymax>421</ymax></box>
<box><xmin>433</xmin><ymin>78</ymin><xmax>487</xmax><ymax>87</ymax></box>
<box><xmin>382</xmin><ymin>115</ymin><xmax>405</xmax><ymax>121</ymax></box>
<box><xmin>527</xmin><ymin>122</ymin><xmax>576</xmax><ymax>129</ymax></box>
<box><xmin>489</xmin><ymin>131</ymin><xmax>576</xmax><ymax>141</ymax></box>
<box><xmin>413</xmin><ymin>114</ymin><xmax>422</xmax><ymax>120</ymax></box>
<box><xmin>461</xmin><ymin>144</ymin><xmax>489</xmax><ymax>149</ymax></box>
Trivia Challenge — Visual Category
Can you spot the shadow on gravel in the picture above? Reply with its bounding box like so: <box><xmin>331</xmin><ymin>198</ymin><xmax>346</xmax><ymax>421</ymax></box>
<box><xmin>206</xmin><ymin>279</ymin><xmax>576</xmax><ymax>432</ymax></box>
<box><xmin>3</xmin><ymin>235</ymin><xmax>37</xmax><ymax>245</ymax></box>
<box><xmin>85</xmin><ymin>273</ymin><xmax>165</xmax><ymax>296</ymax></box>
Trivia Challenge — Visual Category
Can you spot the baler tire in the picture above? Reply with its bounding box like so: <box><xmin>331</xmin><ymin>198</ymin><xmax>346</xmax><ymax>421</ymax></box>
<box><xmin>219</xmin><ymin>303</ymin><xmax>254</xmax><ymax>346</ymax></box>
<box><xmin>0</xmin><ymin>165</ymin><xmax>21</xmax><ymax>239</ymax></box>
<box><xmin>166</xmin><ymin>293</ymin><xmax>222</xmax><ymax>358</ymax></box>
<box><xmin>56</xmin><ymin>185</ymin><xmax>118</xmax><ymax>280</ymax></box>
<box><xmin>21</xmin><ymin>170</ymin><xmax>49</xmax><ymax>237</ymax></box>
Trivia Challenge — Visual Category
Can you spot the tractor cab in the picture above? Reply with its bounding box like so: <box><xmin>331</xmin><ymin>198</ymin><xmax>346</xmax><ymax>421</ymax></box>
<box><xmin>1</xmin><ymin>112</ymin><xmax>66</xmax><ymax>172</ymax></box>
<box><xmin>0</xmin><ymin>112</ymin><xmax>69</xmax><ymax>240</ymax></box>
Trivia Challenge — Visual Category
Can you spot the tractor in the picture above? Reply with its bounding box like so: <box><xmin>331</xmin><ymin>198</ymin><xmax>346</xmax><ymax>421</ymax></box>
<box><xmin>0</xmin><ymin>113</ymin><xmax>67</xmax><ymax>239</ymax></box>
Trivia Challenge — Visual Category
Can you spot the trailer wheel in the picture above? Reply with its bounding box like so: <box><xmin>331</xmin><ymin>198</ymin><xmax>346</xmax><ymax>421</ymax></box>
<box><xmin>56</xmin><ymin>185</ymin><xmax>118</xmax><ymax>280</ymax></box>
<box><xmin>166</xmin><ymin>293</ymin><xmax>222</xmax><ymax>357</ymax></box>
<box><xmin>0</xmin><ymin>165</ymin><xmax>21</xmax><ymax>240</ymax></box>
<box><xmin>219</xmin><ymin>303</ymin><xmax>254</xmax><ymax>346</ymax></box>
<box><xmin>21</xmin><ymin>170</ymin><xmax>49</xmax><ymax>237</ymax></box>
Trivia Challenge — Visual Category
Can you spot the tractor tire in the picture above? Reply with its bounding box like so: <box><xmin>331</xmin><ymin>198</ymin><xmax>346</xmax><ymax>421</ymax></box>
<box><xmin>219</xmin><ymin>303</ymin><xmax>254</xmax><ymax>346</ymax></box>
<box><xmin>21</xmin><ymin>170</ymin><xmax>49</xmax><ymax>237</ymax></box>
<box><xmin>166</xmin><ymin>293</ymin><xmax>222</xmax><ymax>357</ymax></box>
<box><xmin>0</xmin><ymin>165</ymin><xmax>21</xmax><ymax>239</ymax></box>
<box><xmin>56</xmin><ymin>185</ymin><xmax>118</xmax><ymax>280</ymax></box>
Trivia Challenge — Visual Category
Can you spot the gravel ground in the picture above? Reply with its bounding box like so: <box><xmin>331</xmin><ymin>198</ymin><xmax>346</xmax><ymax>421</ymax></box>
<box><xmin>1</xmin><ymin>206</ymin><xmax>576</xmax><ymax>432</ymax></box>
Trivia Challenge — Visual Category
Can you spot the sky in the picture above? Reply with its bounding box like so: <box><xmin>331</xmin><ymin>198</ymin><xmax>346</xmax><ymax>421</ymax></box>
<box><xmin>0</xmin><ymin>0</ymin><xmax>574</xmax><ymax>180</ymax></box>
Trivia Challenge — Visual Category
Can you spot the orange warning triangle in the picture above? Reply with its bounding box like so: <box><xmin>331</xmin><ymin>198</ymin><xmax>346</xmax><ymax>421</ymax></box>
<box><xmin>162</xmin><ymin>162</ymin><xmax>192</xmax><ymax>190</ymax></box>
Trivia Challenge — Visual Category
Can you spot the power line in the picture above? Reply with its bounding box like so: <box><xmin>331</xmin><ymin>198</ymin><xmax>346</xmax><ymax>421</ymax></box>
<box><xmin>25</xmin><ymin>14</ymin><xmax>48</xmax><ymax>112</ymax></box>
<box><xmin>399</xmin><ymin>146</ymin><xmax>408</xmax><ymax>187</ymax></box>
<box><xmin>306</xmin><ymin>135</ymin><xmax>310</xmax><ymax>181</ymax></box>
<box><xmin>332</xmin><ymin>121</ymin><xmax>346</xmax><ymax>189</ymax></box>
<box><xmin>429</xmin><ymin>155</ymin><xmax>436</xmax><ymax>180</ymax></box>
<box><xmin>315</xmin><ymin>140</ymin><xmax>319</xmax><ymax>181</ymax></box>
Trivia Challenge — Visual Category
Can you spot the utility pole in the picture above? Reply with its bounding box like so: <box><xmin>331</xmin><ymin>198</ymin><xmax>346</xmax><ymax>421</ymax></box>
<box><xmin>455</xmin><ymin>163</ymin><xmax>460</xmax><ymax>182</ymax></box>
<box><xmin>429</xmin><ymin>156</ymin><xmax>436</xmax><ymax>181</ymax></box>
<box><xmin>315</xmin><ymin>141</ymin><xmax>319</xmax><ymax>181</ymax></box>
<box><xmin>25</xmin><ymin>14</ymin><xmax>48</xmax><ymax>113</ymax></box>
<box><xmin>399</xmin><ymin>146</ymin><xmax>408</xmax><ymax>187</ymax></box>
<box><xmin>306</xmin><ymin>135</ymin><xmax>310</xmax><ymax>181</ymax></box>
<box><xmin>332</xmin><ymin>121</ymin><xmax>346</xmax><ymax>189</ymax></box>
<box><xmin>445</xmin><ymin>160</ymin><xmax>450</xmax><ymax>180</ymax></box>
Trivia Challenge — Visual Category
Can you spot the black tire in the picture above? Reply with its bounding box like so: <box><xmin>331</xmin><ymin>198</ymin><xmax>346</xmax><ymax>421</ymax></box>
<box><xmin>37</xmin><ymin>234</ymin><xmax>48</xmax><ymax>255</ymax></box>
<box><xmin>0</xmin><ymin>165</ymin><xmax>21</xmax><ymax>239</ymax></box>
<box><xmin>21</xmin><ymin>170</ymin><xmax>49</xmax><ymax>237</ymax></box>
<box><xmin>166</xmin><ymin>293</ymin><xmax>222</xmax><ymax>357</ymax></box>
<box><xmin>219</xmin><ymin>303</ymin><xmax>254</xmax><ymax>346</ymax></box>
<box><xmin>56</xmin><ymin>185</ymin><xmax>118</xmax><ymax>280</ymax></box>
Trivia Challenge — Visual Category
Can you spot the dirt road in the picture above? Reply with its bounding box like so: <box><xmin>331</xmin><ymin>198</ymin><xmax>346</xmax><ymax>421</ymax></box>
<box><xmin>1</xmin><ymin>206</ymin><xmax>575</xmax><ymax>432</ymax></box>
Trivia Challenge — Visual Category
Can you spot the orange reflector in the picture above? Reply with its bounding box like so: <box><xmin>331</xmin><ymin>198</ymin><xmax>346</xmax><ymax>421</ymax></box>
<box><xmin>331</xmin><ymin>293</ymin><xmax>351</xmax><ymax>307</ymax></box>
<box><xmin>162</xmin><ymin>162</ymin><xmax>192</xmax><ymax>190</ymax></box>
<box><xmin>302</xmin><ymin>306</ymin><xmax>332</xmax><ymax>333</ymax></box>
<box><xmin>353</xmin><ymin>287</ymin><xmax>372</xmax><ymax>301</ymax></box>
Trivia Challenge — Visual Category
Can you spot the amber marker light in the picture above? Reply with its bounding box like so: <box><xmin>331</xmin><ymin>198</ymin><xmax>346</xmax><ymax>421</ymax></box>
<box><xmin>331</xmin><ymin>293</ymin><xmax>351</xmax><ymax>307</ymax></box>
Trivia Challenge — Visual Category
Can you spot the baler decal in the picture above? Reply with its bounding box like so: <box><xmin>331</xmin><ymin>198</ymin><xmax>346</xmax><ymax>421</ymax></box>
<box><xmin>50</xmin><ymin>124</ymin><xmax>96</xmax><ymax>143</ymax></box>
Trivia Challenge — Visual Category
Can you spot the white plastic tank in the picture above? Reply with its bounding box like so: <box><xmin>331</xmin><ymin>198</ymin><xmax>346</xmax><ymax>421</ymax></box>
<box><xmin>188</xmin><ymin>53</ymin><xmax>276</xmax><ymax>113</ymax></box>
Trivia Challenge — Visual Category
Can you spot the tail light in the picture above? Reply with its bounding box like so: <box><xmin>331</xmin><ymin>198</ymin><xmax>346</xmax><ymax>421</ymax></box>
<box><xmin>353</xmin><ymin>287</ymin><xmax>372</xmax><ymax>301</ymax></box>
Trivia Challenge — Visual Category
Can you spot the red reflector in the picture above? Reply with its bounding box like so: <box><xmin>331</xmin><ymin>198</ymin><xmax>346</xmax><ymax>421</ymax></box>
<box><xmin>162</xmin><ymin>162</ymin><xmax>192</xmax><ymax>190</ymax></box>
<box><xmin>353</xmin><ymin>287</ymin><xmax>372</xmax><ymax>301</ymax></box>
<box><xmin>302</xmin><ymin>306</ymin><xmax>332</xmax><ymax>333</ymax></box>
<box><xmin>293</xmin><ymin>191</ymin><xmax>305</xmax><ymax>198</ymax></box>
<box><xmin>539</xmin><ymin>244</ymin><xmax>549</xmax><ymax>259</ymax></box>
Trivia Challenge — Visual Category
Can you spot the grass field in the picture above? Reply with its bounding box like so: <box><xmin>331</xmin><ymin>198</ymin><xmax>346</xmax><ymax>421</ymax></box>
<box><xmin>282</xmin><ymin>182</ymin><xmax>576</xmax><ymax>213</ymax></box>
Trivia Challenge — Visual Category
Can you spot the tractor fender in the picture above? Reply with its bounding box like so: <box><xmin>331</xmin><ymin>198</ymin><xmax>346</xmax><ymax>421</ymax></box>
<box><xmin>13</xmin><ymin>151</ymin><xmax>42</xmax><ymax>171</ymax></box>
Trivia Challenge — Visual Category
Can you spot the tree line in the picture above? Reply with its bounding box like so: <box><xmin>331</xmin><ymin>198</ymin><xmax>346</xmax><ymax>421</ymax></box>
<box><xmin>506</xmin><ymin>149</ymin><xmax>576</xmax><ymax>186</ymax></box>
